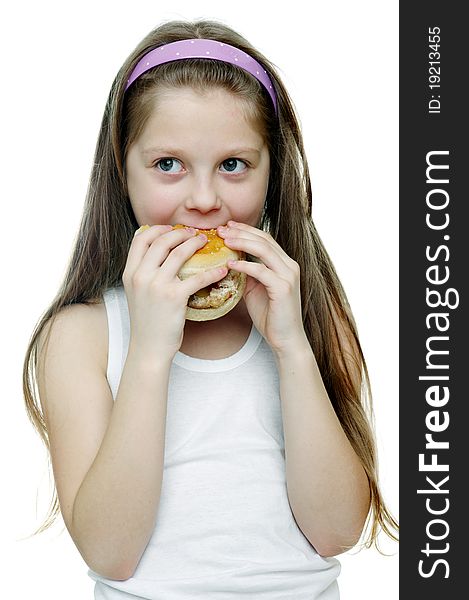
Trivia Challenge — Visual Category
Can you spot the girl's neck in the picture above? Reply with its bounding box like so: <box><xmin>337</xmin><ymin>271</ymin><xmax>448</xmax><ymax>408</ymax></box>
<box><xmin>179</xmin><ymin>300</ymin><xmax>252</xmax><ymax>360</ymax></box>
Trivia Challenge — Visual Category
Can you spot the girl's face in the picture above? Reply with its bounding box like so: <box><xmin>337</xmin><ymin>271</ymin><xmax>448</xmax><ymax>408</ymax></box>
<box><xmin>125</xmin><ymin>87</ymin><xmax>270</xmax><ymax>230</ymax></box>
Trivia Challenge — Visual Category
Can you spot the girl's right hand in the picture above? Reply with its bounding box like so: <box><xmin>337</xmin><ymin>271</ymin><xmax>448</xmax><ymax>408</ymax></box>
<box><xmin>122</xmin><ymin>225</ymin><xmax>227</xmax><ymax>363</ymax></box>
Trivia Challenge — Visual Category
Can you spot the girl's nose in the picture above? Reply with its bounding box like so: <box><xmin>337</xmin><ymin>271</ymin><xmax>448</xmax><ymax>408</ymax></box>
<box><xmin>185</xmin><ymin>175</ymin><xmax>221</xmax><ymax>213</ymax></box>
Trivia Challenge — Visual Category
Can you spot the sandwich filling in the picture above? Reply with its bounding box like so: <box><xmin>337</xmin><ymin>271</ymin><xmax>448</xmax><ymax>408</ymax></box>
<box><xmin>188</xmin><ymin>270</ymin><xmax>241</xmax><ymax>310</ymax></box>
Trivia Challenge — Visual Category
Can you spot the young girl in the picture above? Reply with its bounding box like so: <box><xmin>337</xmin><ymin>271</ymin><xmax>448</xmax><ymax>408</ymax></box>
<box><xmin>24</xmin><ymin>19</ymin><xmax>398</xmax><ymax>599</ymax></box>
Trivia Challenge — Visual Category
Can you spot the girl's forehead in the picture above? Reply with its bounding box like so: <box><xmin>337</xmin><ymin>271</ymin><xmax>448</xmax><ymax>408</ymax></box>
<box><xmin>138</xmin><ymin>86</ymin><xmax>265</xmax><ymax>146</ymax></box>
<box><xmin>153</xmin><ymin>85</ymin><xmax>249</xmax><ymax>111</ymax></box>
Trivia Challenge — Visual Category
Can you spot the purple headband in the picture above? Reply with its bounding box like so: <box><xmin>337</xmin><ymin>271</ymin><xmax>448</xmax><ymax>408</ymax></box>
<box><xmin>125</xmin><ymin>38</ymin><xmax>277</xmax><ymax>114</ymax></box>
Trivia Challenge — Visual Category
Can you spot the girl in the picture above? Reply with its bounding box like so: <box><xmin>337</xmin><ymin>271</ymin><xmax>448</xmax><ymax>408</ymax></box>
<box><xmin>23</xmin><ymin>19</ymin><xmax>398</xmax><ymax>599</ymax></box>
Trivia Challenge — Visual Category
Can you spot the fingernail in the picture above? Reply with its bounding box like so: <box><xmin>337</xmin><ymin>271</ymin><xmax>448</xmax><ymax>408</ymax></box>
<box><xmin>198</xmin><ymin>233</ymin><xmax>207</xmax><ymax>241</ymax></box>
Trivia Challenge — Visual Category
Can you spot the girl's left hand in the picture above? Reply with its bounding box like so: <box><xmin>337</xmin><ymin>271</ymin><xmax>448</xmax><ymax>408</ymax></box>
<box><xmin>217</xmin><ymin>221</ymin><xmax>310</xmax><ymax>358</ymax></box>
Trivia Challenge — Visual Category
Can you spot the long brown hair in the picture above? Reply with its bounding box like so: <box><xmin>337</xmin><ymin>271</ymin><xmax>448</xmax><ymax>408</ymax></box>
<box><xmin>23</xmin><ymin>19</ymin><xmax>398</xmax><ymax>549</ymax></box>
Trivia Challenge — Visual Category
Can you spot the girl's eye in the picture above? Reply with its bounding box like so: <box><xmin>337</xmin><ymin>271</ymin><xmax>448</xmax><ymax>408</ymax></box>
<box><xmin>220</xmin><ymin>158</ymin><xmax>247</xmax><ymax>174</ymax></box>
<box><xmin>155</xmin><ymin>158</ymin><xmax>183</xmax><ymax>173</ymax></box>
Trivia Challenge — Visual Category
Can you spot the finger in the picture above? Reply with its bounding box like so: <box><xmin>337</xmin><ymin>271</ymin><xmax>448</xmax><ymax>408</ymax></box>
<box><xmin>222</xmin><ymin>221</ymin><xmax>280</xmax><ymax>248</ymax></box>
<box><xmin>225</xmin><ymin>259</ymin><xmax>279</xmax><ymax>292</ymax></box>
<box><xmin>222</xmin><ymin>234</ymin><xmax>293</xmax><ymax>278</ymax></box>
<box><xmin>124</xmin><ymin>224</ymin><xmax>174</xmax><ymax>278</ymax></box>
<box><xmin>225</xmin><ymin>220</ymin><xmax>268</xmax><ymax>235</ymax></box>
<box><xmin>179</xmin><ymin>266</ymin><xmax>229</xmax><ymax>298</ymax></box>
<box><xmin>134</xmin><ymin>227</ymin><xmax>199</xmax><ymax>275</ymax></box>
<box><xmin>157</xmin><ymin>233</ymin><xmax>210</xmax><ymax>277</ymax></box>
<box><xmin>134</xmin><ymin>224</ymin><xmax>152</xmax><ymax>236</ymax></box>
<box><xmin>219</xmin><ymin>222</ymin><xmax>291</xmax><ymax>267</ymax></box>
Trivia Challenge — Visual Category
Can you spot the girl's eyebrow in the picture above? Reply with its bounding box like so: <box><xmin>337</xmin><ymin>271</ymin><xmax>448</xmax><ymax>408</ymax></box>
<box><xmin>141</xmin><ymin>146</ymin><xmax>182</xmax><ymax>156</ymax></box>
<box><xmin>226</xmin><ymin>147</ymin><xmax>262</xmax><ymax>157</ymax></box>
<box><xmin>141</xmin><ymin>146</ymin><xmax>261</xmax><ymax>157</ymax></box>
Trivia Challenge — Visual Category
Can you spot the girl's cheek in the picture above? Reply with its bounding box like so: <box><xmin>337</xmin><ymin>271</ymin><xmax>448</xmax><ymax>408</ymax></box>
<box><xmin>142</xmin><ymin>181</ymin><xmax>181</xmax><ymax>219</ymax></box>
<box><xmin>146</xmin><ymin>202</ymin><xmax>177</xmax><ymax>225</ymax></box>
<box><xmin>227</xmin><ymin>187</ymin><xmax>266</xmax><ymax>223</ymax></box>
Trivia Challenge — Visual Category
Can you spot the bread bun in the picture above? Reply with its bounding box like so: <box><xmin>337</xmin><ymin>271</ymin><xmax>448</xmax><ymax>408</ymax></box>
<box><xmin>175</xmin><ymin>225</ymin><xmax>247</xmax><ymax>321</ymax></box>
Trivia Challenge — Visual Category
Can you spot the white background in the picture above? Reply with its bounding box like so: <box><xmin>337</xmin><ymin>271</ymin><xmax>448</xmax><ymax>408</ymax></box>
<box><xmin>1</xmin><ymin>1</ymin><xmax>398</xmax><ymax>598</ymax></box>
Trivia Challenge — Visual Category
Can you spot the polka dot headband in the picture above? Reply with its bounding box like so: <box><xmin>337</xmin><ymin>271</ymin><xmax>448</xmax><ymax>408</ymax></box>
<box><xmin>125</xmin><ymin>38</ymin><xmax>278</xmax><ymax>114</ymax></box>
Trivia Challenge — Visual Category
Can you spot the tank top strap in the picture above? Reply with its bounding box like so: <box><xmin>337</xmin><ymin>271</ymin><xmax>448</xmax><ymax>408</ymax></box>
<box><xmin>102</xmin><ymin>285</ymin><xmax>129</xmax><ymax>399</ymax></box>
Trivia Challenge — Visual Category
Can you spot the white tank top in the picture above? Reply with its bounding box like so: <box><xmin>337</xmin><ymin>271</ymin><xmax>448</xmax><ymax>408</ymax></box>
<box><xmin>88</xmin><ymin>285</ymin><xmax>340</xmax><ymax>599</ymax></box>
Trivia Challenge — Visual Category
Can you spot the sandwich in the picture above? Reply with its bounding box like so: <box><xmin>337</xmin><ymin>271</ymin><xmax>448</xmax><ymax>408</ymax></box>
<box><xmin>174</xmin><ymin>225</ymin><xmax>246</xmax><ymax>321</ymax></box>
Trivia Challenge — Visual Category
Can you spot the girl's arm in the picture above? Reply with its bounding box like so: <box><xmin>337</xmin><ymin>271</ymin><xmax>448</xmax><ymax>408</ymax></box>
<box><xmin>218</xmin><ymin>222</ymin><xmax>370</xmax><ymax>556</ymax></box>
<box><xmin>38</xmin><ymin>303</ymin><xmax>171</xmax><ymax>580</ymax></box>
<box><xmin>38</xmin><ymin>227</ymin><xmax>224</xmax><ymax>580</ymax></box>
<box><xmin>277</xmin><ymin>335</ymin><xmax>371</xmax><ymax>557</ymax></box>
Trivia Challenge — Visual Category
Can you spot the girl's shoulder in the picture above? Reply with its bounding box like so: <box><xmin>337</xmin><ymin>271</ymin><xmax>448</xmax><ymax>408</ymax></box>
<box><xmin>39</xmin><ymin>297</ymin><xmax>108</xmax><ymax>377</ymax></box>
